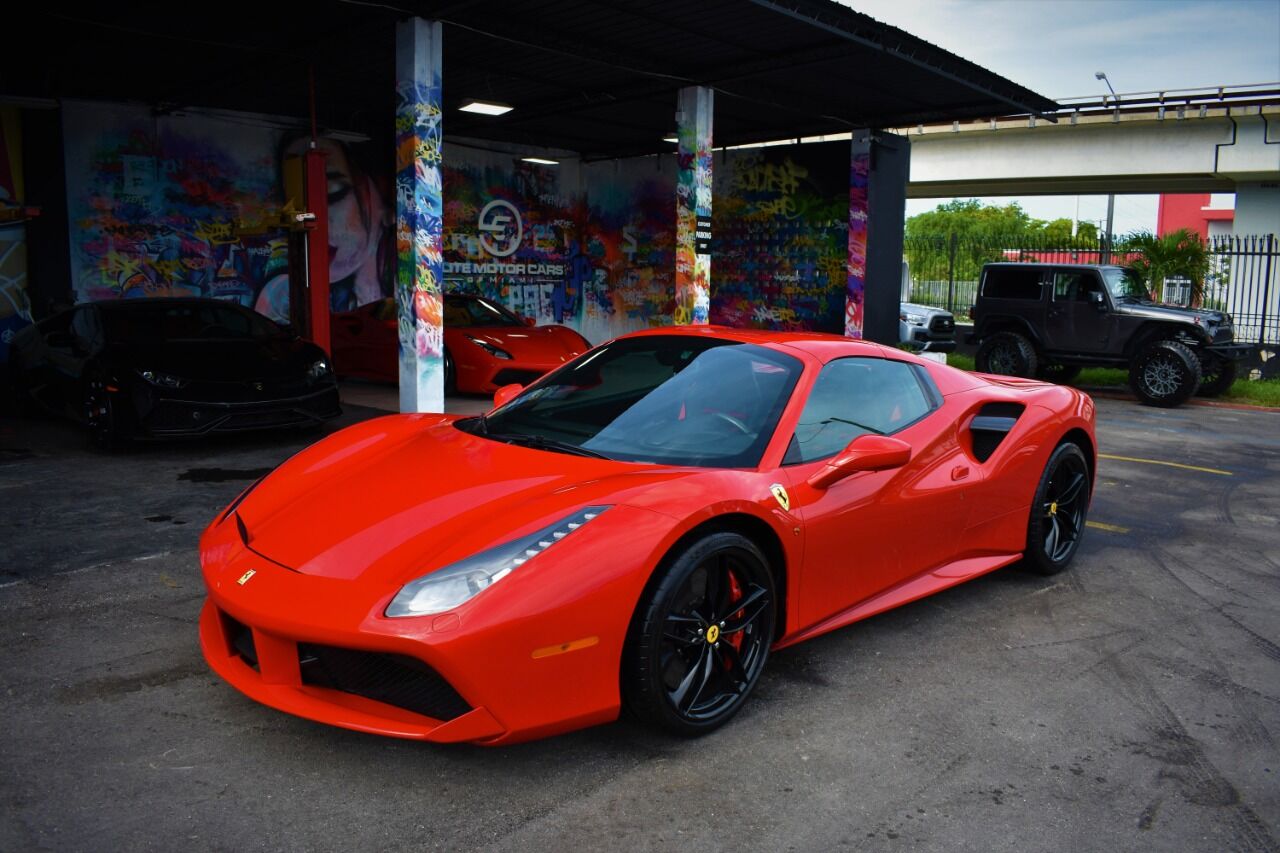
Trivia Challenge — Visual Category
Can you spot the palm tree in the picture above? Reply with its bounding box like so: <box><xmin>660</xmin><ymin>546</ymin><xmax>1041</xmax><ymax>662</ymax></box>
<box><xmin>1123</xmin><ymin>228</ymin><xmax>1210</xmax><ymax>305</ymax></box>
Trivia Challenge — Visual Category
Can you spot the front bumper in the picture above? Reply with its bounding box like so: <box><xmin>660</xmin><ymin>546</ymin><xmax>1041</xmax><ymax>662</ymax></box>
<box><xmin>1204</xmin><ymin>342</ymin><xmax>1253</xmax><ymax>360</ymax></box>
<box><xmin>139</xmin><ymin>386</ymin><xmax>341</xmax><ymax>436</ymax></box>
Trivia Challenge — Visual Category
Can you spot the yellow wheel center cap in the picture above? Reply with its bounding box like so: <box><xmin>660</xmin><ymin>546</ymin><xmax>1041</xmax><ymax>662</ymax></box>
<box><xmin>1049</xmin><ymin>501</ymin><xmax>1059</xmax><ymax>516</ymax></box>
<box><xmin>705</xmin><ymin>624</ymin><xmax>721</xmax><ymax>644</ymax></box>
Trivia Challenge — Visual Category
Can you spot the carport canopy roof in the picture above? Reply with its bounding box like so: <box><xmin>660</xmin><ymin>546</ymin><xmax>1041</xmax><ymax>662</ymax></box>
<box><xmin>10</xmin><ymin>0</ymin><xmax>1059</xmax><ymax>158</ymax></box>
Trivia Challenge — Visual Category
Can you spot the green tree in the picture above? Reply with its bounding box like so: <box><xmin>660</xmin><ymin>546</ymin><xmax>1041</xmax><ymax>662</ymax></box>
<box><xmin>1122</xmin><ymin>228</ymin><xmax>1210</xmax><ymax>304</ymax></box>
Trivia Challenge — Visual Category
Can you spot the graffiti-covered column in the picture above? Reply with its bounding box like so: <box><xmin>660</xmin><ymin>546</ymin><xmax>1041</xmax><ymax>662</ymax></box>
<box><xmin>845</xmin><ymin>135</ymin><xmax>871</xmax><ymax>339</ymax></box>
<box><xmin>675</xmin><ymin>86</ymin><xmax>713</xmax><ymax>325</ymax></box>
<box><xmin>395</xmin><ymin>17</ymin><xmax>444</xmax><ymax>413</ymax></box>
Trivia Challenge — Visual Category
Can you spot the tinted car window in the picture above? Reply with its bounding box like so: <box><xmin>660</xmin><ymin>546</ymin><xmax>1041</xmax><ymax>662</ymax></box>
<box><xmin>983</xmin><ymin>267</ymin><xmax>1044</xmax><ymax>300</ymax></box>
<box><xmin>444</xmin><ymin>296</ymin><xmax>522</xmax><ymax>327</ymax></box>
<box><xmin>786</xmin><ymin>358</ymin><xmax>935</xmax><ymax>464</ymax></box>
<box><xmin>476</xmin><ymin>335</ymin><xmax>802</xmax><ymax>468</ymax></box>
<box><xmin>1053</xmin><ymin>271</ymin><xmax>1102</xmax><ymax>302</ymax></box>
<box><xmin>102</xmin><ymin>303</ymin><xmax>280</xmax><ymax>342</ymax></box>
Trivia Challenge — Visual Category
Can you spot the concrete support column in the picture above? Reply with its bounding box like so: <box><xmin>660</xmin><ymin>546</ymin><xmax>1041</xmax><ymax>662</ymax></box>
<box><xmin>847</xmin><ymin>131</ymin><xmax>910</xmax><ymax>344</ymax></box>
<box><xmin>845</xmin><ymin>137</ymin><xmax>870</xmax><ymax>338</ymax></box>
<box><xmin>675</xmin><ymin>86</ymin><xmax>713</xmax><ymax>325</ymax></box>
<box><xmin>395</xmin><ymin>18</ymin><xmax>445</xmax><ymax>413</ymax></box>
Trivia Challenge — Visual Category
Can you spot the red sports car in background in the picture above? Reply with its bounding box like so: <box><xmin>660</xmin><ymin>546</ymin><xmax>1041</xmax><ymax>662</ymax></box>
<box><xmin>329</xmin><ymin>293</ymin><xmax>591</xmax><ymax>393</ymax></box>
<box><xmin>199</xmin><ymin>327</ymin><xmax>1096</xmax><ymax>745</ymax></box>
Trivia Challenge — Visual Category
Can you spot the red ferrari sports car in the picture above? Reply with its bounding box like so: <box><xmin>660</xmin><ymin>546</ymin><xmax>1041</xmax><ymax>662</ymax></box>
<box><xmin>329</xmin><ymin>294</ymin><xmax>591</xmax><ymax>393</ymax></box>
<box><xmin>199</xmin><ymin>327</ymin><xmax>1096</xmax><ymax>745</ymax></box>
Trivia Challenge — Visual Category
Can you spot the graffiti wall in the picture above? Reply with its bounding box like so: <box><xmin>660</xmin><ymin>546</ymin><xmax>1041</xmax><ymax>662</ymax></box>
<box><xmin>1</xmin><ymin>107</ymin><xmax>33</xmax><ymax>363</ymax></box>
<box><xmin>711</xmin><ymin>141</ymin><xmax>849</xmax><ymax>333</ymax></box>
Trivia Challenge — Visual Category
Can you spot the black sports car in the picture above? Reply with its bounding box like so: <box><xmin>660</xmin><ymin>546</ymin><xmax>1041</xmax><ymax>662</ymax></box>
<box><xmin>7</xmin><ymin>298</ymin><xmax>340</xmax><ymax>446</ymax></box>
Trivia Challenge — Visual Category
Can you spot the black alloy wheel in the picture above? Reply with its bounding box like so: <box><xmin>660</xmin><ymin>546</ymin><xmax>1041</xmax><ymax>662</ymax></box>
<box><xmin>1129</xmin><ymin>340</ymin><xmax>1201</xmax><ymax>407</ymax></box>
<box><xmin>1022</xmin><ymin>442</ymin><xmax>1091</xmax><ymax>575</ymax></box>
<box><xmin>84</xmin><ymin>373</ymin><xmax>129</xmax><ymax>450</ymax></box>
<box><xmin>1195</xmin><ymin>355</ymin><xmax>1237</xmax><ymax>398</ymax></box>
<box><xmin>624</xmin><ymin>532</ymin><xmax>776</xmax><ymax>735</ymax></box>
<box><xmin>444</xmin><ymin>349</ymin><xmax>456</xmax><ymax>395</ymax></box>
<box><xmin>976</xmin><ymin>331</ymin><xmax>1039</xmax><ymax>378</ymax></box>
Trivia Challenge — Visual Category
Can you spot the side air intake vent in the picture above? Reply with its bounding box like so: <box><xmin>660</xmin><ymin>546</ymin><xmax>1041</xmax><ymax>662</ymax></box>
<box><xmin>969</xmin><ymin>403</ymin><xmax>1025</xmax><ymax>463</ymax></box>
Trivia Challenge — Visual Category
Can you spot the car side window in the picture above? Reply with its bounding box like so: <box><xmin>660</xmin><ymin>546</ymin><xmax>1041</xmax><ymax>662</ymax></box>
<box><xmin>1053</xmin><ymin>272</ymin><xmax>1100</xmax><ymax>303</ymax></box>
<box><xmin>983</xmin><ymin>268</ymin><xmax>1044</xmax><ymax>300</ymax></box>
<box><xmin>785</xmin><ymin>358</ymin><xmax>936</xmax><ymax>465</ymax></box>
<box><xmin>70</xmin><ymin>307</ymin><xmax>104</xmax><ymax>353</ymax></box>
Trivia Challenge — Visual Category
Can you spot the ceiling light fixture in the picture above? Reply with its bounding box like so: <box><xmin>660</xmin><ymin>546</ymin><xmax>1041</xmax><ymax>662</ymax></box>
<box><xmin>459</xmin><ymin>99</ymin><xmax>513</xmax><ymax>116</ymax></box>
<box><xmin>662</xmin><ymin>135</ymin><xmax>679</xmax><ymax>144</ymax></box>
<box><xmin>520</xmin><ymin>157</ymin><xmax>559</xmax><ymax>165</ymax></box>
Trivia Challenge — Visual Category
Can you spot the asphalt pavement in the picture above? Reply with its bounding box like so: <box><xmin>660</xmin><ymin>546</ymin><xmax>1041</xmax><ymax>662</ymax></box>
<box><xmin>1</xmin><ymin>391</ymin><xmax>1277</xmax><ymax>852</ymax></box>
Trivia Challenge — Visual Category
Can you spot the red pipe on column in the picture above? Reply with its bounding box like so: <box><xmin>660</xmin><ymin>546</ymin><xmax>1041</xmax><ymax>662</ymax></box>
<box><xmin>304</xmin><ymin>147</ymin><xmax>331</xmax><ymax>354</ymax></box>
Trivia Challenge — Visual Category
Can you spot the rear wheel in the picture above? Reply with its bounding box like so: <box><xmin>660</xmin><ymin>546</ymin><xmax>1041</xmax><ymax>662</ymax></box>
<box><xmin>623</xmin><ymin>531</ymin><xmax>776</xmax><ymax>736</ymax></box>
<box><xmin>976</xmin><ymin>331</ymin><xmax>1038</xmax><ymax>378</ymax></box>
<box><xmin>1036</xmin><ymin>363</ymin><xmax>1082</xmax><ymax>384</ymax></box>
<box><xmin>443</xmin><ymin>349</ymin><xmax>456</xmax><ymax>395</ymax></box>
<box><xmin>1022</xmin><ymin>442</ymin><xmax>1091</xmax><ymax>575</ymax></box>
<box><xmin>1129</xmin><ymin>340</ymin><xmax>1201</xmax><ymax>407</ymax></box>
<box><xmin>1195</xmin><ymin>355</ymin><xmax>1236</xmax><ymax>398</ymax></box>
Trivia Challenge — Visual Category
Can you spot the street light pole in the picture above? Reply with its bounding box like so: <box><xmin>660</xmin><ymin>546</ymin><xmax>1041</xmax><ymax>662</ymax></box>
<box><xmin>1096</xmin><ymin>72</ymin><xmax>1119</xmax><ymax>262</ymax></box>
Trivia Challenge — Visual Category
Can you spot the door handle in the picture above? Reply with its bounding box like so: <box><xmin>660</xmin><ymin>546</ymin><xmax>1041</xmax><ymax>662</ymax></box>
<box><xmin>951</xmin><ymin>465</ymin><xmax>970</xmax><ymax>481</ymax></box>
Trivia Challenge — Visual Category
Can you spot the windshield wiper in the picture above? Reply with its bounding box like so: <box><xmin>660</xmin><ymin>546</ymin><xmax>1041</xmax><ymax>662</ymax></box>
<box><xmin>489</xmin><ymin>432</ymin><xmax>612</xmax><ymax>460</ymax></box>
<box><xmin>818</xmin><ymin>416</ymin><xmax>884</xmax><ymax>435</ymax></box>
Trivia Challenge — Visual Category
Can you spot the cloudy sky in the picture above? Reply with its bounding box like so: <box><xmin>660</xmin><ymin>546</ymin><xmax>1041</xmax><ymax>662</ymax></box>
<box><xmin>839</xmin><ymin>0</ymin><xmax>1280</xmax><ymax>233</ymax></box>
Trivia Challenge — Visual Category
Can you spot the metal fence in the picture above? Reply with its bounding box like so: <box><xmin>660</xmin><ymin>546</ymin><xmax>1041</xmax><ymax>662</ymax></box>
<box><xmin>902</xmin><ymin>233</ymin><xmax>1279</xmax><ymax>345</ymax></box>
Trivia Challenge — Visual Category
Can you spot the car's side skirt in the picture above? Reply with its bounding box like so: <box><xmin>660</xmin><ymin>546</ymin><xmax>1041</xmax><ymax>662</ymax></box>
<box><xmin>774</xmin><ymin>552</ymin><xmax>1023</xmax><ymax>649</ymax></box>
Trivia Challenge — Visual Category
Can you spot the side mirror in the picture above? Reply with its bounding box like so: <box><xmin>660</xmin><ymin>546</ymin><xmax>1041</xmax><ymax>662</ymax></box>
<box><xmin>1088</xmin><ymin>291</ymin><xmax>1106</xmax><ymax>309</ymax></box>
<box><xmin>807</xmin><ymin>434</ymin><xmax>912</xmax><ymax>490</ymax></box>
<box><xmin>493</xmin><ymin>383</ymin><xmax>523</xmax><ymax>409</ymax></box>
<box><xmin>522</xmin><ymin>316</ymin><xmax>536</xmax><ymax>327</ymax></box>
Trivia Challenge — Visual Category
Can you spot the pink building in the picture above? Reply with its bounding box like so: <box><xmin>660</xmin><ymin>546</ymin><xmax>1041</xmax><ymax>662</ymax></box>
<box><xmin>1156</xmin><ymin>194</ymin><xmax>1235</xmax><ymax>240</ymax></box>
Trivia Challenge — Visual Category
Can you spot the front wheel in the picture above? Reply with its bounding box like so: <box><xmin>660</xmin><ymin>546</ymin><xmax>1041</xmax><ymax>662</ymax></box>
<box><xmin>622</xmin><ymin>531</ymin><xmax>776</xmax><ymax>736</ymax></box>
<box><xmin>1129</xmin><ymin>340</ymin><xmax>1201</xmax><ymax>407</ymax></box>
<box><xmin>1196</xmin><ymin>355</ymin><xmax>1237</xmax><ymax>398</ymax></box>
<box><xmin>976</xmin><ymin>331</ymin><xmax>1039</xmax><ymax>378</ymax></box>
<box><xmin>1022</xmin><ymin>442</ymin><xmax>1091</xmax><ymax>575</ymax></box>
<box><xmin>84</xmin><ymin>374</ymin><xmax>132</xmax><ymax>451</ymax></box>
<box><xmin>443</xmin><ymin>349</ymin><xmax>456</xmax><ymax>395</ymax></box>
<box><xmin>1036</xmin><ymin>363</ymin><xmax>1083</xmax><ymax>384</ymax></box>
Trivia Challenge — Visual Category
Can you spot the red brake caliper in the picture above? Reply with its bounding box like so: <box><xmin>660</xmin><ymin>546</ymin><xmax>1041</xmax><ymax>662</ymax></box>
<box><xmin>726</xmin><ymin>570</ymin><xmax>745</xmax><ymax>655</ymax></box>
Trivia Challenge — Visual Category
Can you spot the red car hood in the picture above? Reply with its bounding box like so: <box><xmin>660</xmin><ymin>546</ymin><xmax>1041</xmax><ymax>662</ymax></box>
<box><xmin>447</xmin><ymin>324</ymin><xmax>583</xmax><ymax>362</ymax></box>
<box><xmin>235</xmin><ymin>415</ymin><xmax>691</xmax><ymax>588</ymax></box>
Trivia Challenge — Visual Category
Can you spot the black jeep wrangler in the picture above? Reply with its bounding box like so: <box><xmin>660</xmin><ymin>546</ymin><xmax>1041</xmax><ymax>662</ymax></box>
<box><xmin>970</xmin><ymin>263</ymin><xmax>1250</xmax><ymax>407</ymax></box>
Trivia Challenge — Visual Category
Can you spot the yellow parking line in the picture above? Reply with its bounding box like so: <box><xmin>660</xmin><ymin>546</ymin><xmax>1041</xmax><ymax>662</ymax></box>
<box><xmin>1098</xmin><ymin>453</ymin><xmax>1232</xmax><ymax>477</ymax></box>
<box><xmin>1086</xmin><ymin>521</ymin><xmax>1130</xmax><ymax>533</ymax></box>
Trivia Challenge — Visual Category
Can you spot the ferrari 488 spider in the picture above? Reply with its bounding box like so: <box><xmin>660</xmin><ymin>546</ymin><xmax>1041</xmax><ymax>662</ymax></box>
<box><xmin>199</xmin><ymin>327</ymin><xmax>1096</xmax><ymax>744</ymax></box>
<box><xmin>330</xmin><ymin>294</ymin><xmax>591</xmax><ymax>393</ymax></box>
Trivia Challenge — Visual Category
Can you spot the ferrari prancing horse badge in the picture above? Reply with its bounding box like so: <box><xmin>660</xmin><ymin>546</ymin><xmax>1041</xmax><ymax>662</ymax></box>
<box><xmin>769</xmin><ymin>483</ymin><xmax>790</xmax><ymax>512</ymax></box>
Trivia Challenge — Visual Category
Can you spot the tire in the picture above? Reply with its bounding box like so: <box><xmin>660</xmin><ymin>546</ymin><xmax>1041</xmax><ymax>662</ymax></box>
<box><xmin>1128</xmin><ymin>340</ymin><xmax>1201</xmax><ymax>407</ymax></box>
<box><xmin>976</xmin><ymin>331</ymin><xmax>1039</xmax><ymax>378</ymax></box>
<box><xmin>1036</xmin><ymin>363</ymin><xmax>1083</xmax><ymax>384</ymax></box>
<box><xmin>1195</xmin><ymin>355</ymin><xmax>1236</xmax><ymax>398</ymax></box>
<box><xmin>1022</xmin><ymin>442</ymin><xmax>1091</xmax><ymax>576</ymax></box>
<box><xmin>622</xmin><ymin>531</ymin><xmax>777</xmax><ymax>736</ymax></box>
<box><xmin>443</xmin><ymin>349</ymin><xmax>457</xmax><ymax>396</ymax></box>
<box><xmin>84</xmin><ymin>372</ymin><xmax>132</xmax><ymax>451</ymax></box>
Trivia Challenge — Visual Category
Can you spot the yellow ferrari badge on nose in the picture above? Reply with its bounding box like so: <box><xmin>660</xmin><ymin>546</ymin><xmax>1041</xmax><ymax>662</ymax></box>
<box><xmin>770</xmin><ymin>483</ymin><xmax>790</xmax><ymax>512</ymax></box>
<box><xmin>237</xmin><ymin>569</ymin><xmax>256</xmax><ymax>586</ymax></box>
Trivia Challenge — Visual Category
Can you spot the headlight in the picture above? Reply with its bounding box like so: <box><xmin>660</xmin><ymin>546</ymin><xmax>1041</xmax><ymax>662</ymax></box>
<box><xmin>307</xmin><ymin>358</ymin><xmax>332</xmax><ymax>381</ymax></box>
<box><xmin>138</xmin><ymin>369</ymin><xmax>187</xmax><ymax>389</ymax></box>
<box><xmin>467</xmin><ymin>336</ymin><xmax>513</xmax><ymax>360</ymax></box>
<box><xmin>385</xmin><ymin>506</ymin><xmax>610</xmax><ymax>617</ymax></box>
<box><xmin>900</xmin><ymin>312</ymin><xmax>927</xmax><ymax>326</ymax></box>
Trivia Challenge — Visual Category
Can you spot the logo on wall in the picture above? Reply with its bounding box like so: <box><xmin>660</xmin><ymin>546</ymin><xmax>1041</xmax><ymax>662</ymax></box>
<box><xmin>478</xmin><ymin>199</ymin><xmax>523</xmax><ymax>258</ymax></box>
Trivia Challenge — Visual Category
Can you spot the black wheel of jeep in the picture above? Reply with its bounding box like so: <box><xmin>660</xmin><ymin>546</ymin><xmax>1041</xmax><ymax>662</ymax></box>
<box><xmin>622</xmin><ymin>531</ymin><xmax>776</xmax><ymax>736</ymax></box>
<box><xmin>976</xmin><ymin>332</ymin><xmax>1039</xmax><ymax>378</ymax></box>
<box><xmin>1037</xmin><ymin>363</ymin><xmax>1083</xmax><ymax>384</ymax></box>
<box><xmin>1195</xmin><ymin>356</ymin><xmax>1237</xmax><ymax>398</ymax></box>
<box><xmin>1129</xmin><ymin>340</ymin><xmax>1201</xmax><ymax>408</ymax></box>
<box><xmin>1022</xmin><ymin>442</ymin><xmax>1091</xmax><ymax>575</ymax></box>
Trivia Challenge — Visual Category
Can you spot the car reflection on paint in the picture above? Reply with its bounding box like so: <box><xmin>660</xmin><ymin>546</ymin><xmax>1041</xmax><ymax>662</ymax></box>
<box><xmin>329</xmin><ymin>294</ymin><xmax>592</xmax><ymax>393</ymax></box>
<box><xmin>199</xmin><ymin>326</ymin><xmax>1097</xmax><ymax>745</ymax></box>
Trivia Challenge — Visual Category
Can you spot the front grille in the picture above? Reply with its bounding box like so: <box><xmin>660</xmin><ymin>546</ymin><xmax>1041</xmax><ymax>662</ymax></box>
<box><xmin>492</xmin><ymin>368</ymin><xmax>544</xmax><ymax>387</ymax></box>
<box><xmin>298</xmin><ymin>643</ymin><xmax>472</xmax><ymax>722</ymax></box>
<box><xmin>223</xmin><ymin>613</ymin><xmax>259</xmax><ymax>670</ymax></box>
<box><xmin>929</xmin><ymin>315</ymin><xmax>955</xmax><ymax>333</ymax></box>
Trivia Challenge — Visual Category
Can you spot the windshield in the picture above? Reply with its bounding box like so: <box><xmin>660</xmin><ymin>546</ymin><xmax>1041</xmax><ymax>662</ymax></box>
<box><xmin>101</xmin><ymin>302</ymin><xmax>283</xmax><ymax>342</ymax></box>
<box><xmin>1102</xmin><ymin>267</ymin><xmax>1148</xmax><ymax>300</ymax></box>
<box><xmin>472</xmin><ymin>335</ymin><xmax>803</xmax><ymax>467</ymax></box>
<box><xmin>444</xmin><ymin>295</ymin><xmax>524</xmax><ymax>327</ymax></box>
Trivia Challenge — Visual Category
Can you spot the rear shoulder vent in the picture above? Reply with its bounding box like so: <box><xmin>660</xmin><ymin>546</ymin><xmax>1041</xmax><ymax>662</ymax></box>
<box><xmin>969</xmin><ymin>402</ymin><xmax>1025</xmax><ymax>463</ymax></box>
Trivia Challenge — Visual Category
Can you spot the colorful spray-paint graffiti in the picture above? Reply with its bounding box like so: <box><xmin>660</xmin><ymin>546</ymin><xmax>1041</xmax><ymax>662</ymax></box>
<box><xmin>845</xmin><ymin>141</ymin><xmax>870</xmax><ymax>339</ymax></box>
<box><xmin>712</xmin><ymin>142</ymin><xmax>849</xmax><ymax>333</ymax></box>
<box><xmin>674</xmin><ymin>87</ymin><xmax>713</xmax><ymax>325</ymax></box>
<box><xmin>0</xmin><ymin>107</ymin><xmax>33</xmax><ymax>363</ymax></box>
<box><xmin>394</xmin><ymin>17</ymin><xmax>445</xmax><ymax>412</ymax></box>
<box><xmin>63</xmin><ymin>102</ymin><xmax>287</xmax><ymax>308</ymax></box>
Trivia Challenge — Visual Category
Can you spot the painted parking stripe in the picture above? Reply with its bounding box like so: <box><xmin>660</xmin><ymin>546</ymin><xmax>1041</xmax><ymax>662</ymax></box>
<box><xmin>1098</xmin><ymin>453</ymin><xmax>1232</xmax><ymax>477</ymax></box>
<box><xmin>1086</xmin><ymin>521</ymin><xmax>1130</xmax><ymax>533</ymax></box>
